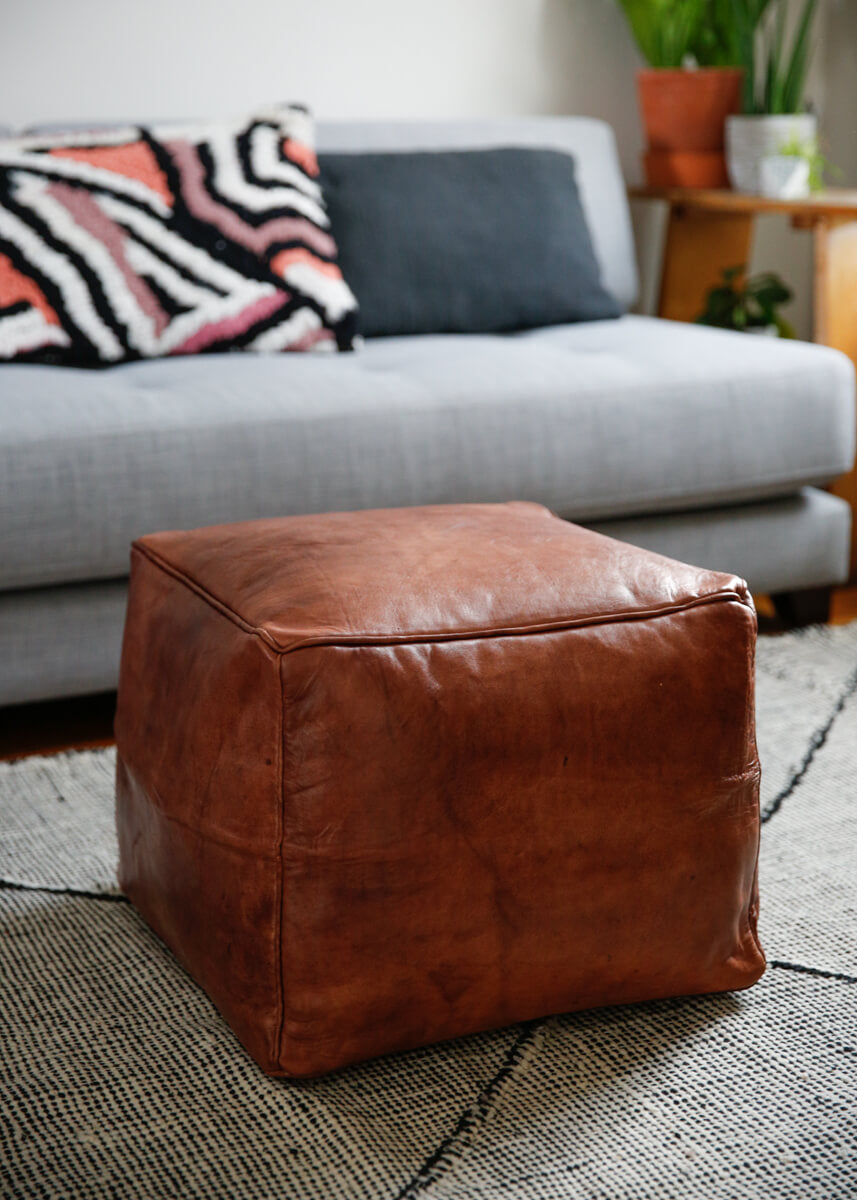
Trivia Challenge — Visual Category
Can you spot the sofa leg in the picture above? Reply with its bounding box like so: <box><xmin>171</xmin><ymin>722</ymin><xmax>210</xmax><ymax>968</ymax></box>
<box><xmin>770</xmin><ymin>586</ymin><xmax>832</xmax><ymax>628</ymax></box>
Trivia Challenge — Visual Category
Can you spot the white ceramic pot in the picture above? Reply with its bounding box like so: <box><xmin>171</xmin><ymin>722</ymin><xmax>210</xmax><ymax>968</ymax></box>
<box><xmin>759</xmin><ymin>154</ymin><xmax>812</xmax><ymax>199</ymax></box>
<box><xmin>725</xmin><ymin>113</ymin><xmax>817</xmax><ymax>194</ymax></box>
<box><xmin>744</xmin><ymin>324</ymin><xmax>780</xmax><ymax>337</ymax></box>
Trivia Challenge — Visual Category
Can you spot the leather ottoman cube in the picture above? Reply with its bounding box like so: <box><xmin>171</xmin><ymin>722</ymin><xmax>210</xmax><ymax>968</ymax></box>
<box><xmin>115</xmin><ymin>502</ymin><xmax>765</xmax><ymax>1078</ymax></box>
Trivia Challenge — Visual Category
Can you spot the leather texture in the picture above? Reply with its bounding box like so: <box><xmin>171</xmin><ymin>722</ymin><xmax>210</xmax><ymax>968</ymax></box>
<box><xmin>115</xmin><ymin>501</ymin><xmax>765</xmax><ymax>1077</ymax></box>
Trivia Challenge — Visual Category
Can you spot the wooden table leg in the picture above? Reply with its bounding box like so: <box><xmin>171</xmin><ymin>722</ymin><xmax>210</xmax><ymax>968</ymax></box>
<box><xmin>657</xmin><ymin>207</ymin><xmax>755</xmax><ymax>323</ymax></box>
<box><xmin>814</xmin><ymin>217</ymin><xmax>857</xmax><ymax>575</ymax></box>
<box><xmin>814</xmin><ymin>217</ymin><xmax>857</xmax><ymax>360</ymax></box>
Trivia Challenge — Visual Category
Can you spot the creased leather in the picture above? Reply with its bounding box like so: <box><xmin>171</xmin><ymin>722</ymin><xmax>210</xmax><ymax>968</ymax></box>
<box><xmin>115</xmin><ymin>502</ymin><xmax>765</xmax><ymax>1078</ymax></box>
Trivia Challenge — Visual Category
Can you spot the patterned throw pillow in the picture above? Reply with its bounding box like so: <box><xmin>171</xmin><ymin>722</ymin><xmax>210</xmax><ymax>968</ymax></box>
<box><xmin>0</xmin><ymin>105</ymin><xmax>358</xmax><ymax>363</ymax></box>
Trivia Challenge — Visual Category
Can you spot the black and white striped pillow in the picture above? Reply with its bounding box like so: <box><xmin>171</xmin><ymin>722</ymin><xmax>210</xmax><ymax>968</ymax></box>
<box><xmin>0</xmin><ymin>104</ymin><xmax>358</xmax><ymax>364</ymax></box>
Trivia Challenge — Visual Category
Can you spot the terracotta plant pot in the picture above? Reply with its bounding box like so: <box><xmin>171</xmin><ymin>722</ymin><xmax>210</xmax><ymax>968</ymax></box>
<box><xmin>643</xmin><ymin>150</ymin><xmax>731</xmax><ymax>189</ymax></box>
<box><xmin>638</xmin><ymin>67</ymin><xmax>743</xmax><ymax>188</ymax></box>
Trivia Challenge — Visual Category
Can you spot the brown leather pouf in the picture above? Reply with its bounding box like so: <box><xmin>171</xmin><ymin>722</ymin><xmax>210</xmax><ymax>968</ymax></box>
<box><xmin>115</xmin><ymin>501</ymin><xmax>765</xmax><ymax>1078</ymax></box>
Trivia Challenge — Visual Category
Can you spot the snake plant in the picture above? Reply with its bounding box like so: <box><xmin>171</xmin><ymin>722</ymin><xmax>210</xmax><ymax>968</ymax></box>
<box><xmin>731</xmin><ymin>0</ymin><xmax>817</xmax><ymax>113</ymax></box>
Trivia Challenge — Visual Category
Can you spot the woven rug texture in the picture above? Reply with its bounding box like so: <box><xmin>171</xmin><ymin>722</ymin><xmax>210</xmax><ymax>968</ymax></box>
<box><xmin>1</xmin><ymin>624</ymin><xmax>856</xmax><ymax>1199</ymax></box>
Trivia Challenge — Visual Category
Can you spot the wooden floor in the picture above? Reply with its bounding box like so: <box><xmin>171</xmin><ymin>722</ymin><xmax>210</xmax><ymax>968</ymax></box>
<box><xmin>2</xmin><ymin>586</ymin><xmax>857</xmax><ymax>762</ymax></box>
<box><xmin>0</xmin><ymin>690</ymin><xmax>117</xmax><ymax>761</ymax></box>
<box><xmin>831</xmin><ymin>584</ymin><xmax>857</xmax><ymax>624</ymax></box>
<box><xmin>756</xmin><ymin>583</ymin><xmax>857</xmax><ymax>626</ymax></box>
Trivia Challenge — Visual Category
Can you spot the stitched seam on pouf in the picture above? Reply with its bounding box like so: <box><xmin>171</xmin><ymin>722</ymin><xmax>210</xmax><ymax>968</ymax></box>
<box><xmin>743</xmin><ymin>610</ymin><xmax>764</xmax><ymax>964</ymax></box>
<box><xmin>131</xmin><ymin>544</ymin><xmax>280</xmax><ymax>646</ymax></box>
<box><xmin>133</xmin><ymin>543</ymin><xmax>754</xmax><ymax>653</ymax></box>
<box><xmin>265</xmin><ymin>594</ymin><xmax>753</xmax><ymax>650</ymax></box>
<box><xmin>275</xmin><ymin>652</ymin><xmax>287</xmax><ymax>1071</ymax></box>
<box><xmin>119</xmin><ymin>551</ymin><xmax>292</xmax><ymax>1076</ymax></box>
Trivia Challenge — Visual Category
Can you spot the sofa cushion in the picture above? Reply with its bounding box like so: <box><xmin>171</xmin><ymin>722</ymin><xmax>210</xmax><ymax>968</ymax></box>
<box><xmin>0</xmin><ymin>105</ymin><xmax>358</xmax><ymax>364</ymax></box>
<box><xmin>319</xmin><ymin>148</ymin><xmax>620</xmax><ymax>337</ymax></box>
<box><xmin>317</xmin><ymin>117</ymin><xmax>638</xmax><ymax>313</ymax></box>
<box><xmin>0</xmin><ymin>315</ymin><xmax>853</xmax><ymax>591</ymax></box>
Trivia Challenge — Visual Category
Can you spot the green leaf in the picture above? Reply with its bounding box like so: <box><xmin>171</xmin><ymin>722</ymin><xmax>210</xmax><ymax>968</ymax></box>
<box><xmin>751</xmin><ymin>0</ymin><xmax>817</xmax><ymax>114</ymax></box>
<box><xmin>695</xmin><ymin>265</ymin><xmax>793</xmax><ymax>335</ymax></box>
<box><xmin>730</xmin><ymin>0</ymin><xmax>767</xmax><ymax>110</ymax></box>
<box><xmin>691</xmin><ymin>0</ymin><xmax>736</xmax><ymax>66</ymax></box>
<box><xmin>768</xmin><ymin>0</ymin><xmax>787</xmax><ymax>113</ymax></box>
<box><xmin>616</xmin><ymin>0</ymin><xmax>706</xmax><ymax>67</ymax></box>
<box><xmin>781</xmin><ymin>0</ymin><xmax>816</xmax><ymax>113</ymax></box>
<box><xmin>751</xmin><ymin>277</ymin><xmax>793</xmax><ymax>307</ymax></box>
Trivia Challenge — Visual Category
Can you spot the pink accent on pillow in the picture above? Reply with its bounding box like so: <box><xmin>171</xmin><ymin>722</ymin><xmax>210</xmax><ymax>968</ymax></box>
<box><xmin>270</xmin><ymin>247</ymin><xmax>343</xmax><ymax>279</ymax></box>
<box><xmin>291</xmin><ymin>327</ymin><xmax>335</xmax><ymax>351</ymax></box>
<box><xmin>49</xmin><ymin>143</ymin><xmax>174</xmax><ymax>206</ymax></box>
<box><xmin>166</xmin><ymin>140</ymin><xmax>337</xmax><ymax>258</ymax></box>
<box><xmin>283</xmin><ymin>139</ymin><xmax>319</xmax><ymax>177</ymax></box>
<box><xmin>173</xmin><ymin>290</ymin><xmax>288</xmax><ymax>355</ymax></box>
<box><xmin>47</xmin><ymin>182</ymin><xmax>169</xmax><ymax>337</ymax></box>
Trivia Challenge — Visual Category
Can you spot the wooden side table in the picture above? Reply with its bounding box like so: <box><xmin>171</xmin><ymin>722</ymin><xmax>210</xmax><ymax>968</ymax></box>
<box><xmin>631</xmin><ymin>187</ymin><xmax>857</xmax><ymax>576</ymax></box>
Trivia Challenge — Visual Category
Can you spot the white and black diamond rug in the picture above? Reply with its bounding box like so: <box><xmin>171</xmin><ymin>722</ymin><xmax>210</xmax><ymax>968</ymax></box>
<box><xmin>1</xmin><ymin>625</ymin><xmax>855</xmax><ymax>1199</ymax></box>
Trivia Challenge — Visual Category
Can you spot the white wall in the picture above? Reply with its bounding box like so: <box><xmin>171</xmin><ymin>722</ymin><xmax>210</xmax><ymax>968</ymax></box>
<box><xmin>0</xmin><ymin>0</ymin><xmax>852</xmax><ymax>335</ymax></box>
<box><xmin>821</xmin><ymin>0</ymin><xmax>857</xmax><ymax>186</ymax></box>
<box><xmin>0</xmin><ymin>0</ymin><xmax>637</xmax><ymax>136</ymax></box>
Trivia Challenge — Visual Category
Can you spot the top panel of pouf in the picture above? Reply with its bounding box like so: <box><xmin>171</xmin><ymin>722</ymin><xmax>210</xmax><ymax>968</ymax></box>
<box><xmin>133</xmin><ymin>503</ymin><xmax>750</xmax><ymax>651</ymax></box>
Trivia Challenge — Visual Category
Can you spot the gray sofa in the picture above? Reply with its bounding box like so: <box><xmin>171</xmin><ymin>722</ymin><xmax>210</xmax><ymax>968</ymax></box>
<box><xmin>1</xmin><ymin>116</ymin><xmax>855</xmax><ymax>706</ymax></box>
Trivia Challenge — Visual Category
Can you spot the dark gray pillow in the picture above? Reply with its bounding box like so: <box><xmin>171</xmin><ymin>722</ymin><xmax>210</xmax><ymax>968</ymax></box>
<box><xmin>318</xmin><ymin>147</ymin><xmax>621</xmax><ymax>338</ymax></box>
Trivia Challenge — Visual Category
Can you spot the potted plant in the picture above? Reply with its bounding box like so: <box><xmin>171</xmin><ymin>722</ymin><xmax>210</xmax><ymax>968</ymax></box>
<box><xmin>695</xmin><ymin>265</ymin><xmax>796</xmax><ymax>336</ymax></box>
<box><xmin>758</xmin><ymin>131</ymin><xmax>838</xmax><ymax>197</ymax></box>
<box><xmin>725</xmin><ymin>0</ymin><xmax>819</xmax><ymax>194</ymax></box>
<box><xmin>617</xmin><ymin>0</ymin><xmax>745</xmax><ymax>187</ymax></box>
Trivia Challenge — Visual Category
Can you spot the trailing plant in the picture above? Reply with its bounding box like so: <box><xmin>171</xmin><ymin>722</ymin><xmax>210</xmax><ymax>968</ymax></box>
<box><xmin>696</xmin><ymin>265</ymin><xmax>796</xmax><ymax>336</ymax></box>
<box><xmin>615</xmin><ymin>0</ymin><xmax>706</xmax><ymax>67</ymax></box>
<box><xmin>777</xmin><ymin>133</ymin><xmax>840</xmax><ymax>192</ymax></box>
<box><xmin>732</xmin><ymin>0</ymin><xmax>817</xmax><ymax>113</ymax></box>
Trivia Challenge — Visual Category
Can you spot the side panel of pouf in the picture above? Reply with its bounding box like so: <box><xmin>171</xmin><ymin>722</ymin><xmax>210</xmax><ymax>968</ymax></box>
<box><xmin>278</xmin><ymin>597</ymin><xmax>764</xmax><ymax>1076</ymax></box>
<box><xmin>115</xmin><ymin>548</ymin><xmax>285</xmax><ymax>1072</ymax></box>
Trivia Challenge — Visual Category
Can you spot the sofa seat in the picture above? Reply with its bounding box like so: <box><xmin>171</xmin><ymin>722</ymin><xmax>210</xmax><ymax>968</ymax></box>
<box><xmin>0</xmin><ymin>315</ymin><xmax>853</xmax><ymax>592</ymax></box>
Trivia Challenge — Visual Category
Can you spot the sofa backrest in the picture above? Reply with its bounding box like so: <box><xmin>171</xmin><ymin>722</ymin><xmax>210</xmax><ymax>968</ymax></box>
<box><xmin>317</xmin><ymin>117</ymin><xmax>638</xmax><ymax>312</ymax></box>
<box><xmin>14</xmin><ymin>114</ymin><xmax>638</xmax><ymax>312</ymax></box>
